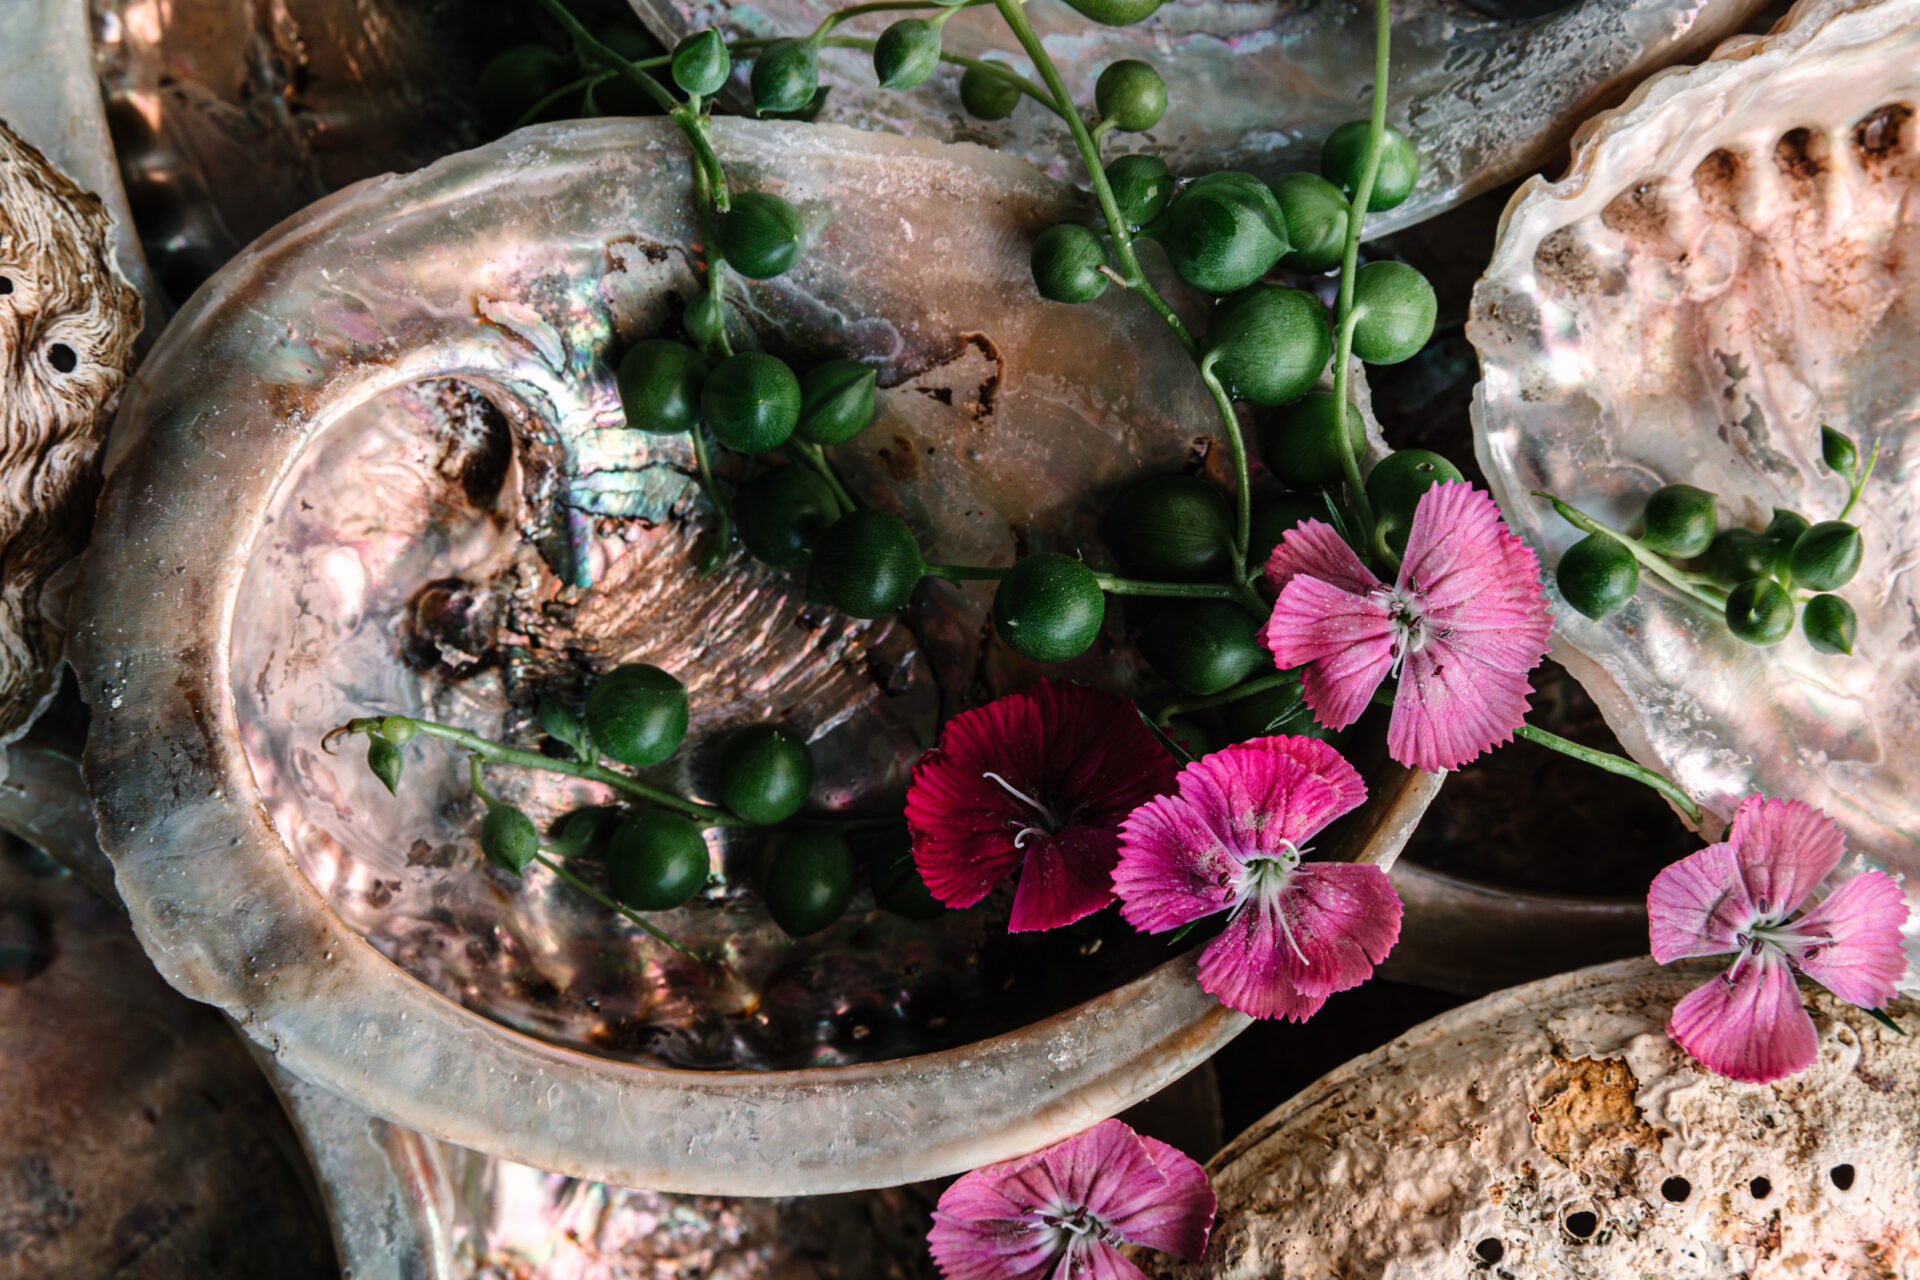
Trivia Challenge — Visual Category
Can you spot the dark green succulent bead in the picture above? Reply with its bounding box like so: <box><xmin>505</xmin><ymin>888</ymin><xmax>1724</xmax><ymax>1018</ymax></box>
<box><xmin>480</xmin><ymin>803</ymin><xmax>540</xmax><ymax>875</ymax></box>
<box><xmin>760</xmin><ymin>85</ymin><xmax>833</xmax><ymax>122</ymax></box>
<box><xmin>720</xmin><ymin>725</ymin><xmax>814</xmax><ymax>825</ymax></box>
<box><xmin>584</xmin><ymin>663</ymin><xmax>689</xmax><ymax>767</ymax></box>
<box><xmin>671</xmin><ymin>29</ymin><xmax>731</xmax><ymax>97</ymax></box>
<box><xmin>1249</xmin><ymin>492</ymin><xmax>1331</xmax><ymax>567</ymax></box>
<box><xmin>959</xmin><ymin>64</ymin><xmax>1022</xmax><ymax>119</ymax></box>
<box><xmin>1095</xmin><ymin>59</ymin><xmax>1166</xmax><ymax>131</ymax></box>
<box><xmin>814</xmin><ymin>508</ymin><xmax>925</xmax><ymax>617</ymax></box>
<box><xmin>717</xmin><ymin>191</ymin><xmax>807</xmax><ymax>280</ymax></box>
<box><xmin>618</xmin><ymin>339</ymin><xmax>706</xmax><ymax>435</ymax></box>
<box><xmin>1556</xmin><ymin>534</ymin><xmax>1638</xmax><ymax>620</ymax></box>
<box><xmin>862</xmin><ymin>828</ymin><xmax>945</xmax><ymax>920</ymax></box>
<box><xmin>1031</xmin><ymin>224</ymin><xmax>1110</xmax><ymax>304</ymax></box>
<box><xmin>1320</xmin><ymin>120</ymin><xmax>1420</xmax><ymax>211</ymax></box>
<box><xmin>367</xmin><ymin>736</ymin><xmax>404</xmax><ymax>795</ymax></box>
<box><xmin>548</xmin><ymin>805</ymin><xmax>621</xmax><ymax>860</ymax></box>
<box><xmin>1106</xmin><ymin>154</ymin><xmax>1173</xmax><ymax>231</ymax></box>
<box><xmin>796</xmin><ymin>359</ymin><xmax>878</xmax><ymax>445</ymax></box>
<box><xmin>1102</xmin><ymin>475</ymin><xmax>1233</xmax><ymax>582</ymax></box>
<box><xmin>1766</xmin><ymin>509</ymin><xmax>1811</xmax><ymax>577</ymax></box>
<box><xmin>1139</xmin><ymin>600</ymin><xmax>1265</xmax><ymax>695</ymax></box>
<box><xmin>1802</xmin><ymin>593</ymin><xmax>1857</xmax><ymax>655</ymax></box>
<box><xmin>751</xmin><ymin>39</ymin><xmax>820</xmax><ymax>115</ymax></box>
<box><xmin>1820</xmin><ymin>424</ymin><xmax>1859</xmax><ymax>478</ymax></box>
<box><xmin>701</xmin><ymin>352</ymin><xmax>801</xmax><ymax>452</ymax></box>
<box><xmin>737</xmin><ymin>465</ymin><xmax>839</xmax><ymax>569</ymax></box>
<box><xmin>763</xmin><ymin>830</ymin><xmax>856</xmax><ymax>937</ymax></box>
<box><xmin>1271</xmin><ymin>173</ymin><xmax>1349</xmax><ymax>273</ymax></box>
<box><xmin>873</xmin><ymin>18</ymin><xmax>942</xmax><ymax>90</ymax></box>
<box><xmin>607</xmin><ymin>810</ymin><xmax>709</xmax><ymax>910</ymax></box>
<box><xmin>1640</xmin><ymin>484</ymin><xmax>1717</xmax><ymax>558</ymax></box>
<box><xmin>477</xmin><ymin>44</ymin><xmax>571</xmax><ymax>135</ymax></box>
<box><xmin>1725</xmin><ymin>577</ymin><xmax>1794</xmax><ymax>646</ymax></box>
<box><xmin>993</xmin><ymin>553</ymin><xmax>1106</xmax><ymax>663</ymax></box>
<box><xmin>1159</xmin><ymin>173</ymin><xmax>1292</xmax><ymax>294</ymax></box>
<box><xmin>1200</xmin><ymin>285</ymin><xmax>1331</xmax><ymax>407</ymax></box>
<box><xmin>1366</xmin><ymin>449</ymin><xmax>1465</xmax><ymax>559</ymax></box>
<box><xmin>1350</xmin><ymin>261</ymin><xmax>1436</xmax><ymax>365</ymax></box>
<box><xmin>1789</xmin><ymin>520</ymin><xmax>1863</xmax><ymax>590</ymax></box>
<box><xmin>1258</xmin><ymin>391</ymin><xmax>1365</xmax><ymax>488</ymax></box>
<box><xmin>1703</xmin><ymin>528</ymin><xmax>1777</xmax><ymax>588</ymax></box>
<box><xmin>1058</xmin><ymin>0</ymin><xmax>1164</xmax><ymax>24</ymax></box>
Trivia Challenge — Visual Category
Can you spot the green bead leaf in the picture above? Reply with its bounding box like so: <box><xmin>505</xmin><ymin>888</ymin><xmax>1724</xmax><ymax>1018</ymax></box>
<box><xmin>1820</xmin><ymin>424</ymin><xmax>1859</xmax><ymax>481</ymax></box>
<box><xmin>367</xmin><ymin>736</ymin><xmax>404</xmax><ymax>796</ymax></box>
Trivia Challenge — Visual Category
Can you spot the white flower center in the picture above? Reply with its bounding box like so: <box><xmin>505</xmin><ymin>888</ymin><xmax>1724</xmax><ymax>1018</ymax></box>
<box><xmin>1379</xmin><ymin>584</ymin><xmax>1430</xmax><ymax>678</ymax></box>
<box><xmin>1727</xmin><ymin>910</ymin><xmax>1837</xmax><ymax>982</ymax></box>
<box><xmin>982</xmin><ymin>771</ymin><xmax>1061</xmax><ymax>849</ymax></box>
<box><xmin>1231</xmin><ymin>838</ymin><xmax>1312</xmax><ymax>964</ymax></box>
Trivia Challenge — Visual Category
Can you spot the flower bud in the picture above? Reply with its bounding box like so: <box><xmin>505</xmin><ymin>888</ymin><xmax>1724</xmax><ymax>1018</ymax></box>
<box><xmin>1101</xmin><ymin>475</ymin><xmax>1234</xmax><ymax>582</ymax></box>
<box><xmin>1640</xmin><ymin>484</ymin><xmax>1716</xmax><ymax>559</ymax></box>
<box><xmin>1789</xmin><ymin>520</ymin><xmax>1863</xmax><ymax>590</ymax></box>
<box><xmin>367</xmin><ymin>736</ymin><xmax>404</xmax><ymax>795</ymax></box>
<box><xmin>874</xmin><ymin>18</ymin><xmax>942</xmax><ymax>90</ymax></box>
<box><xmin>720</xmin><ymin>725</ymin><xmax>814</xmax><ymax>825</ymax></box>
<box><xmin>1030</xmin><ymin>224</ymin><xmax>1111</xmax><ymax>304</ymax></box>
<box><xmin>1139</xmin><ymin>600</ymin><xmax>1264</xmax><ymax>695</ymax></box>
<box><xmin>751</xmin><ymin>39</ymin><xmax>820</xmax><ymax>115</ymax></box>
<box><xmin>959</xmin><ymin>65</ymin><xmax>1022</xmax><ymax>119</ymax></box>
<box><xmin>1320</xmin><ymin>120</ymin><xmax>1421</xmax><ymax>211</ymax></box>
<box><xmin>716</xmin><ymin>191</ymin><xmax>807</xmax><ymax>279</ymax></box>
<box><xmin>1556</xmin><ymin>534</ymin><xmax>1638</xmax><ymax>620</ymax></box>
<box><xmin>1802</xmin><ymin>593</ymin><xmax>1857</xmax><ymax>655</ymax></box>
<box><xmin>1094</xmin><ymin>59</ymin><xmax>1166</xmax><ymax>132</ymax></box>
<box><xmin>1158</xmin><ymin>173</ymin><xmax>1291</xmax><ymax>294</ymax></box>
<box><xmin>1350</xmin><ymin>261</ymin><xmax>1436</xmax><ymax>365</ymax></box>
<box><xmin>1820</xmin><ymin>424</ymin><xmax>1859</xmax><ymax>480</ymax></box>
<box><xmin>1105</xmin><ymin>154</ymin><xmax>1173</xmax><ymax>231</ymax></box>
<box><xmin>1257</xmin><ymin>391</ymin><xmax>1365</xmax><ymax>488</ymax></box>
<box><xmin>1272</xmin><ymin>173</ymin><xmax>1349</xmax><ymax>274</ymax></box>
<box><xmin>701</xmin><ymin>352</ymin><xmax>802</xmax><ymax>452</ymax></box>
<box><xmin>1199</xmin><ymin>285</ymin><xmax>1330</xmax><ymax>407</ymax></box>
<box><xmin>618</xmin><ymin>339</ymin><xmax>706</xmax><ymax>435</ymax></box>
<box><xmin>814</xmin><ymin>508</ymin><xmax>925</xmax><ymax>617</ymax></box>
<box><xmin>671</xmin><ymin>29</ymin><xmax>731</xmax><ymax>97</ymax></box>
<box><xmin>797</xmin><ymin>359</ymin><xmax>879</xmax><ymax>445</ymax></box>
<box><xmin>1725</xmin><ymin>577</ymin><xmax>1794</xmax><ymax>646</ymax></box>
<box><xmin>737</xmin><ymin>465</ymin><xmax>839</xmax><ymax>569</ymax></box>
<box><xmin>993</xmin><ymin>553</ymin><xmax>1106</xmax><ymax>663</ymax></box>
<box><xmin>481</xmin><ymin>803</ymin><xmax>540</xmax><ymax>875</ymax></box>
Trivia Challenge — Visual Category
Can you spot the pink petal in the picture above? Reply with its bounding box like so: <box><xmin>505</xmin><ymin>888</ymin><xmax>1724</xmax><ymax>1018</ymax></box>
<box><xmin>1386</xmin><ymin>631</ymin><xmax>1537</xmax><ymax>773</ymax></box>
<box><xmin>906</xmin><ymin>692</ymin><xmax>1047</xmax><ymax>908</ymax></box>
<box><xmin>1793</xmin><ymin>871</ymin><xmax>1911</xmax><ymax>1008</ymax></box>
<box><xmin>1029</xmin><ymin>680</ymin><xmax>1180</xmax><ymax>830</ymax></box>
<box><xmin>1008</xmin><ymin>826</ymin><xmax>1121</xmax><ymax>932</ymax></box>
<box><xmin>1264</xmin><ymin>518</ymin><xmax>1380</xmax><ymax>597</ymax></box>
<box><xmin>1065</xmin><ymin>1243</ymin><xmax>1155</xmax><ymax>1280</ymax></box>
<box><xmin>1397</xmin><ymin>482</ymin><xmax>1554</xmax><ymax>676</ymax></box>
<box><xmin>1174</xmin><ymin>740</ymin><xmax>1369</xmax><ymax>861</ymax></box>
<box><xmin>1667</xmin><ymin>950</ymin><xmax>1819</xmax><ymax>1084</ymax></box>
<box><xmin>1264</xmin><ymin>576</ymin><xmax>1396</xmax><ymax>731</ymax></box>
<box><xmin>1727</xmin><ymin>795</ymin><xmax>1846</xmax><ymax>920</ymax></box>
<box><xmin>928</xmin><ymin>1210</ymin><xmax>1060</xmax><ymax>1280</ymax></box>
<box><xmin>1257</xmin><ymin>733</ymin><xmax>1371</xmax><ymax>815</ymax></box>
<box><xmin>1113</xmin><ymin>792</ymin><xmax>1238</xmax><ymax>934</ymax></box>
<box><xmin>1196</xmin><ymin>863</ymin><xmax>1400</xmax><ymax>1020</ymax></box>
<box><xmin>1647</xmin><ymin>842</ymin><xmax>1752</xmax><ymax>963</ymax></box>
<box><xmin>1109</xmin><ymin>1135</ymin><xmax>1216</xmax><ymax>1262</ymax></box>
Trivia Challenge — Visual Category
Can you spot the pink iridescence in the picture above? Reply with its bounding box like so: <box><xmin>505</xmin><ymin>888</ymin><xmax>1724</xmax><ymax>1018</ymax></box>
<box><xmin>1264</xmin><ymin>481</ymin><xmax>1553</xmax><ymax>773</ymax></box>
<box><xmin>928</xmin><ymin>1118</ymin><xmax>1216</xmax><ymax>1280</ymax></box>
<box><xmin>1111</xmin><ymin>736</ymin><xmax>1401</xmax><ymax>1021</ymax></box>
<box><xmin>1648</xmin><ymin>795</ymin><xmax>1911</xmax><ymax>1083</ymax></box>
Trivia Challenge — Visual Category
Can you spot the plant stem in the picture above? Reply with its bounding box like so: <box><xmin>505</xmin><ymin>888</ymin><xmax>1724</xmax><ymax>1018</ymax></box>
<box><xmin>922</xmin><ymin>562</ymin><xmax>1009</xmax><ymax>582</ymax></box>
<box><xmin>1838</xmin><ymin>439</ymin><xmax>1880</xmax><ymax>521</ymax></box>
<box><xmin>1198</xmin><ymin>362</ymin><xmax>1253</xmax><ymax>583</ymax></box>
<box><xmin>690</xmin><ymin>427</ymin><xmax>735</xmax><ymax>560</ymax></box>
<box><xmin>814</xmin><ymin>0</ymin><xmax>981</xmax><ymax>39</ymax></box>
<box><xmin>531</xmin><ymin>852</ymin><xmax>701</xmax><ymax>960</ymax></box>
<box><xmin>790</xmin><ymin>440</ymin><xmax>858</xmax><ymax>514</ymax></box>
<box><xmin>1535</xmin><ymin>492</ymin><xmax>1730</xmax><ymax>612</ymax></box>
<box><xmin>533</xmin><ymin>0</ymin><xmax>680</xmax><ymax>114</ymax></box>
<box><xmin>514</xmin><ymin>71</ymin><xmax>616</xmax><ymax>130</ymax></box>
<box><xmin>1515</xmin><ymin>723</ymin><xmax>1703</xmax><ymax>825</ymax></box>
<box><xmin>1093</xmin><ymin>574</ymin><xmax>1249</xmax><ymax>603</ymax></box>
<box><xmin>1157</xmin><ymin>671</ymin><xmax>1299</xmax><ymax>723</ymax></box>
<box><xmin>819</xmin><ymin>36</ymin><xmax>1060</xmax><ymax>115</ymax></box>
<box><xmin>1327</xmin><ymin>0</ymin><xmax>1392</xmax><ymax>557</ymax></box>
<box><xmin>988</xmin><ymin>0</ymin><xmax>1195</xmax><ymax>356</ymax></box>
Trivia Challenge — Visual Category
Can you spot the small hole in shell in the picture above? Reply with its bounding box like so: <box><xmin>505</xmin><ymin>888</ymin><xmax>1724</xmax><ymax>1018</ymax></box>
<box><xmin>48</xmin><ymin>343</ymin><xmax>77</xmax><ymax>374</ymax></box>
<box><xmin>1773</xmin><ymin>128</ymin><xmax>1826</xmax><ymax>182</ymax></box>
<box><xmin>1749</xmin><ymin>1176</ymin><xmax>1772</xmax><ymax>1200</ymax></box>
<box><xmin>0</xmin><ymin>275</ymin><xmax>13</xmax><ymax>295</ymax></box>
<box><xmin>1661</xmin><ymin>1176</ymin><xmax>1692</xmax><ymax>1203</ymax></box>
<box><xmin>1830</xmin><ymin>1164</ymin><xmax>1855</xmax><ymax>1191</ymax></box>
<box><xmin>1854</xmin><ymin>103</ymin><xmax>1914</xmax><ymax>159</ymax></box>
<box><xmin>1692</xmin><ymin>148</ymin><xmax>1745</xmax><ymax>217</ymax></box>
<box><xmin>1475</xmin><ymin>1238</ymin><xmax>1505</xmax><ymax>1263</ymax></box>
<box><xmin>1564</xmin><ymin>1210</ymin><xmax>1598</xmax><ymax>1239</ymax></box>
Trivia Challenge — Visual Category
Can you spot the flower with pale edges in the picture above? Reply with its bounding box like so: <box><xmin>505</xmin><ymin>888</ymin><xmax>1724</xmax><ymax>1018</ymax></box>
<box><xmin>1111</xmin><ymin>735</ymin><xmax>1401</xmax><ymax>1020</ymax></box>
<box><xmin>1649</xmin><ymin>795</ymin><xmax>1910</xmax><ymax>1083</ymax></box>
<box><xmin>1264</xmin><ymin>480</ymin><xmax>1553</xmax><ymax>773</ymax></box>
<box><xmin>928</xmin><ymin>1118</ymin><xmax>1215</xmax><ymax>1280</ymax></box>
<box><xmin>905</xmin><ymin>679</ymin><xmax>1177</xmax><ymax>932</ymax></box>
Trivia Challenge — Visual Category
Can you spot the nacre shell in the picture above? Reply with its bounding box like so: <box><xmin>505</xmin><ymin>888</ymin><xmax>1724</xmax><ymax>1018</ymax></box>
<box><xmin>1470</xmin><ymin>0</ymin><xmax>1920</xmax><ymax>980</ymax></box>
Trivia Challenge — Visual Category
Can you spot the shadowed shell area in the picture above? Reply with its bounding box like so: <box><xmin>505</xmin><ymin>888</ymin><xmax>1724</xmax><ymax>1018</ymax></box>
<box><xmin>632</xmin><ymin>0</ymin><xmax>1767</xmax><ymax>238</ymax></box>
<box><xmin>1149</xmin><ymin>957</ymin><xmax>1920</xmax><ymax>1279</ymax></box>
<box><xmin>71</xmin><ymin>116</ymin><xmax>1438</xmax><ymax>1191</ymax></box>
<box><xmin>1470</xmin><ymin>0</ymin><xmax>1920</xmax><ymax>972</ymax></box>
<box><xmin>0</xmin><ymin>120</ymin><xmax>140</xmax><ymax>758</ymax></box>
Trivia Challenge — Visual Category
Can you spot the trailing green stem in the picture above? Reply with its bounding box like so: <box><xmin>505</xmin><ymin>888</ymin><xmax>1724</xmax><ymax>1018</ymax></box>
<box><xmin>790</xmin><ymin>440</ymin><xmax>858</xmax><ymax>514</ymax></box>
<box><xmin>1838</xmin><ymin>439</ymin><xmax>1880</xmax><ymax>521</ymax></box>
<box><xmin>531</xmin><ymin>852</ymin><xmax>701</xmax><ymax>960</ymax></box>
<box><xmin>1515</xmin><ymin>723</ymin><xmax>1703</xmax><ymax>825</ymax></box>
<box><xmin>923</xmin><ymin>562</ymin><xmax>1009</xmax><ymax>582</ymax></box>
<box><xmin>819</xmin><ymin>36</ymin><xmax>1059</xmax><ymax>114</ymax></box>
<box><xmin>690</xmin><ymin>427</ymin><xmax>734</xmax><ymax>564</ymax></box>
<box><xmin>1534</xmin><ymin>492</ymin><xmax>1730</xmax><ymax>612</ymax></box>
<box><xmin>1093</xmin><ymin>575</ymin><xmax>1256</xmax><ymax>608</ymax></box>
<box><xmin>1198</xmin><ymin>361</ymin><xmax>1253</xmax><ymax>584</ymax></box>
<box><xmin>813</xmin><ymin>0</ymin><xmax>982</xmax><ymax>39</ymax></box>
<box><xmin>514</xmin><ymin>71</ymin><xmax>617</xmax><ymax>130</ymax></box>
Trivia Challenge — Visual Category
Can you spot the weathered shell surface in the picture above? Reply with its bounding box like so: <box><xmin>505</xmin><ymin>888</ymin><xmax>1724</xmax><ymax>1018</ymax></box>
<box><xmin>1153</xmin><ymin>957</ymin><xmax>1920</xmax><ymax>1279</ymax></box>
<box><xmin>0</xmin><ymin>119</ymin><xmax>140</xmax><ymax>761</ymax></box>
<box><xmin>1470</xmin><ymin>0</ymin><xmax>1920</xmax><ymax>975</ymax></box>
<box><xmin>71</xmin><ymin>116</ymin><xmax>1442</xmax><ymax>1192</ymax></box>
<box><xmin>633</xmin><ymin>0</ymin><xmax>1767</xmax><ymax>237</ymax></box>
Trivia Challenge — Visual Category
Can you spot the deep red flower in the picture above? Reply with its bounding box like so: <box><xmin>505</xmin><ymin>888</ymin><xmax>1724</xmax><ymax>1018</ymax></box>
<box><xmin>905</xmin><ymin>679</ymin><xmax>1178</xmax><ymax>932</ymax></box>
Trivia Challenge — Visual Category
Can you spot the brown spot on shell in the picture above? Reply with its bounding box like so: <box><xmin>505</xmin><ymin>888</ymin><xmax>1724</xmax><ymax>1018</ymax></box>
<box><xmin>1529</xmin><ymin>1054</ymin><xmax>1663</xmax><ymax>1191</ymax></box>
<box><xmin>1853</xmin><ymin>102</ymin><xmax>1913</xmax><ymax>160</ymax></box>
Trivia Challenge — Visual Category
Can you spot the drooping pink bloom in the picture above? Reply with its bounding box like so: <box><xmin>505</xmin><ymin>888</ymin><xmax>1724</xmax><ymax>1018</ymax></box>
<box><xmin>928</xmin><ymin>1118</ymin><xmax>1215</xmax><ymax>1280</ymax></box>
<box><xmin>906</xmin><ymin>679</ymin><xmax>1177</xmax><ymax>932</ymax></box>
<box><xmin>1263</xmin><ymin>480</ymin><xmax>1553</xmax><ymax>773</ymax></box>
<box><xmin>1649</xmin><ymin>795</ymin><xmax>1910</xmax><ymax>1084</ymax></box>
<box><xmin>1111</xmin><ymin>735</ymin><xmax>1401</xmax><ymax>1020</ymax></box>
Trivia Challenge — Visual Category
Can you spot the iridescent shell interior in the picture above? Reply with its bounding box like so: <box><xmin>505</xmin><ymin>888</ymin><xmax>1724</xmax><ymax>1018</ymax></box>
<box><xmin>1470</xmin><ymin>0</ymin><xmax>1920</xmax><ymax>967</ymax></box>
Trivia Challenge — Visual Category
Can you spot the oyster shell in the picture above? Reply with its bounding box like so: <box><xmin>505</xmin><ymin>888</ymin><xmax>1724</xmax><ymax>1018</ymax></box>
<box><xmin>1152</xmin><ymin>957</ymin><xmax>1920</xmax><ymax>1278</ymax></box>
<box><xmin>1469</xmin><ymin>0</ymin><xmax>1920</xmax><ymax>974</ymax></box>
<box><xmin>632</xmin><ymin>0</ymin><xmax>1768</xmax><ymax>237</ymax></box>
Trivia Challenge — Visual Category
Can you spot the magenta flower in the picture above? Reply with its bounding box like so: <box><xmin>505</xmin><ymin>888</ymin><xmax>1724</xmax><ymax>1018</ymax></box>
<box><xmin>1649</xmin><ymin>795</ymin><xmax>1910</xmax><ymax>1084</ymax></box>
<box><xmin>928</xmin><ymin>1118</ymin><xmax>1215</xmax><ymax>1280</ymax></box>
<box><xmin>906</xmin><ymin>679</ymin><xmax>1177</xmax><ymax>932</ymax></box>
<box><xmin>1264</xmin><ymin>480</ymin><xmax>1553</xmax><ymax>773</ymax></box>
<box><xmin>1111</xmin><ymin>735</ymin><xmax>1401</xmax><ymax>1020</ymax></box>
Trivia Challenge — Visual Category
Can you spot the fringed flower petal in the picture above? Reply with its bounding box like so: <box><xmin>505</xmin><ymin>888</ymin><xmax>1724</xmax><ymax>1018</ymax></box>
<box><xmin>1725</xmin><ymin>795</ymin><xmax>1847</xmax><ymax>920</ymax></box>
<box><xmin>1792</xmin><ymin>870</ymin><xmax>1911</xmax><ymax>1009</ymax></box>
<box><xmin>1264</xmin><ymin>518</ymin><xmax>1380</xmax><ymax>598</ymax></box>
<box><xmin>1007</xmin><ymin>825</ymin><xmax>1126</xmax><ymax>933</ymax></box>
<box><xmin>1647</xmin><ymin>842</ymin><xmax>1752</xmax><ymax>963</ymax></box>
<box><xmin>1265</xmin><ymin>575</ymin><xmax>1397</xmax><ymax>732</ymax></box>
<box><xmin>1387</xmin><ymin>632</ymin><xmax>1537</xmax><ymax>773</ymax></box>
<box><xmin>1666</xmin><ymin>949</ymin><xmax>1819</xmax><ymax>1084</ymax></box>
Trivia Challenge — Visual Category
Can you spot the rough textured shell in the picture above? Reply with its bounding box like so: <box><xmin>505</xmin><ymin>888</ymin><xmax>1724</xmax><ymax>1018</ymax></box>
<box><xmin>1470</xmin><ymin>0</ymin><xmax>1920</xmax><ymax>976</ymax></box>
<box><xmin>1153</xmin><ymin>957</ymin><xmax>1920</xmax><ymax>1278</ymax></box>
